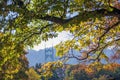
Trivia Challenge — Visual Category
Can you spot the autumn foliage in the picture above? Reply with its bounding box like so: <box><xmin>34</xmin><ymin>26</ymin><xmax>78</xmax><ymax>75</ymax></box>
<box><xmin>0</xmin><ymin>0</ymin><xmax>120</xmax><ymax>79</ymax></box>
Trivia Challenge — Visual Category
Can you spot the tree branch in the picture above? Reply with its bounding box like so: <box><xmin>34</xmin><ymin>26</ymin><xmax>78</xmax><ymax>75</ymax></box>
<box><xmin>19</xmin><ymin>24</ymin><xmax>53</xmax><ymax>44</ymax></box>
<box><xmin>37</xmin><ymin>7</ymin><xmax>120</xmax><ymax>24</ymax></box>
<box><xmin>66</xmin><ymin>20</ymin><xmax>120</xmax><ymax>61</ymax></box>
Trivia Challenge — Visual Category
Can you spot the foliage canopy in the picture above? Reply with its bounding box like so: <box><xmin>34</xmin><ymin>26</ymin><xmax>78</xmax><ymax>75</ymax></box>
<box><xmin>0</xmin><ymin>0</ymin><xmax>120</xmax><ymax>79</ymax></box>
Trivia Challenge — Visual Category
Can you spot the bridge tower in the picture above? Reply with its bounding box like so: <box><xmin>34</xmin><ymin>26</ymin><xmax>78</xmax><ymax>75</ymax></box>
<box><xmin>44</xmin><ymin>43</ymin><xmax>54</xmax><ymax>63</ymax></box>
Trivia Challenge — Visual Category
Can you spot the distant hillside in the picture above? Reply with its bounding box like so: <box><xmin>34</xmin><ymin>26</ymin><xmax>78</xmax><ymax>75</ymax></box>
<box><xmin>26</xmin><ymin>47</ymin><xmax>80</xmax><ymax>67</ymax></box>
<box><xmin>26</xmin><ymin>47</ymin><xmax>119</xmax><ymax>67</ymax></box>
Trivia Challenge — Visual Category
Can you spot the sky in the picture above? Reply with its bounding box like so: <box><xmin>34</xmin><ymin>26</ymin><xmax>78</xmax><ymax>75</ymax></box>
<box><xmin>32</xmin><ymin>31</ymin><xmax>73</xmax><ymax>51</ymax></box>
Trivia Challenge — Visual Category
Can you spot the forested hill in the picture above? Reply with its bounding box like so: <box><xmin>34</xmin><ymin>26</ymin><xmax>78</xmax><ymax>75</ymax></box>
<box><xmin>26</xmin><ymin>47</ymin><xmax>79</xmax><ymax>66</ymax></box>
<box><xmin>26</xmin><ymin>47</ymin><xmax>119</xmax><ymax>67</ymax></box>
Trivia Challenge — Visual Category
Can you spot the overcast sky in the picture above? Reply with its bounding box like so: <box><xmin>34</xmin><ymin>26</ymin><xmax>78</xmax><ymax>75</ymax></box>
<box><xmin>32</xmin><ymin>31</ymin><xmax>73</xmax><ymax>50</ymax></box>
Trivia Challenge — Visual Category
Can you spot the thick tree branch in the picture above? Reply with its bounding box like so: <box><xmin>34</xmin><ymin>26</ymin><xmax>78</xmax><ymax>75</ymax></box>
<box><xmin>37</xmin><ymin>7</ymin><xmax>120</xmax><ymax>24</ymax></box>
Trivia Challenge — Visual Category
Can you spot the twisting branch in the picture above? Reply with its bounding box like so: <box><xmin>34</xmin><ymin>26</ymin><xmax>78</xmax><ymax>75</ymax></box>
<box><xmin>98</xmin><ymin>21</ymin><xmax>120</xmax><ymax>41</ymax></box>
<box><xmin>66</xmin><ymin>19</ymin><xmax>120</xmax><ymax>61</ymax></box>
<box><xmin>92</xmin><ymin>21</ymin><xmax>120</xmax><ymax>61</ymax></box>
